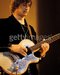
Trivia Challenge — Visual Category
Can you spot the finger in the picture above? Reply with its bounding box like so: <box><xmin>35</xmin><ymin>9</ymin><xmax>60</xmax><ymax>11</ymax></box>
<box><xmin>19</xmin><ymin>50</ymin><xmax>27</xmax><ymax>56</ymax></box>
<box><xmin>41</xmin><ymin>45</ymin><xmax>48</xmax><ymax>52</ymax></box>
<box><xmin>41</xmin><ymin>43</ymin><xmax>49</xmax><ymax>49</ymax></box>
<box><xmin>21</xmin><ymin>45</ymin><xmax>28</xmax><ymax>52</ymax></box>
<box><xmin>23</xmin><ymin>47</ymin><xmax>28</xmax><ymax>52</ymax></box>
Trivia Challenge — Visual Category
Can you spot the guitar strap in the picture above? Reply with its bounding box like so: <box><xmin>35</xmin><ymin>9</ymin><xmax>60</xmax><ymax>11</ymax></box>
<box><xmin>25</xmin><ymin>19</ymin><xmax>32</xmax><ymax>37</ymax></box>
<box><xmin>27</xmin><ymin>25</ymin><xmax>32</xmax><ymax>37</ymax></box>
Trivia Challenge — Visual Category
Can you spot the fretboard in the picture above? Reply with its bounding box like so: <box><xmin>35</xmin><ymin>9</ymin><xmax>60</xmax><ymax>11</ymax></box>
<box><xmin>30</xmin><ymin>33</ymin><xmax>60</xmax><ymax>51</ymax></box>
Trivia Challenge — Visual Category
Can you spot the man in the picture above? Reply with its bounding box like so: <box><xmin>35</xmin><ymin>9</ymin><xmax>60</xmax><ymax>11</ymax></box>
<box><xmin>0</xmin><ymin>0</ymin><xmax>49</xmax><ymax>75</ymax></box>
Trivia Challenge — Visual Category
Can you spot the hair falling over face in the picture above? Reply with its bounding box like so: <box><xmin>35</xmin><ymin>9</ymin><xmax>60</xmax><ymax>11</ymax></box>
<box><xmin>10</xmin><ymin>0</ymin><xmax>32</xmax><ymax>14</ymax></box>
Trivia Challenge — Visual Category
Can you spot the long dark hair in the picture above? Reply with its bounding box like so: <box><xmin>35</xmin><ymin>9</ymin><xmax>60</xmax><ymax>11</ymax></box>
<box><xmin>10</xmin><ymin>0</ymin><xmax>32</xmax><ymax>13</ymax></box>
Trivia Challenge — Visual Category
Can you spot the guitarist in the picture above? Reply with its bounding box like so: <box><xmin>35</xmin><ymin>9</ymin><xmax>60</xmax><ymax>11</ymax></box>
<box><xmin>0</xmin><ymin>0</ymin><xmax>49</xmax><ymax>75</ymax></box>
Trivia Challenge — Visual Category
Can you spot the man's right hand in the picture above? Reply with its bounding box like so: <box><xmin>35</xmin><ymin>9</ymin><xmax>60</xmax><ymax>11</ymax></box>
<box><xmin>9</xmin><ymin>44</ymin><xmax>28</xmax><ymax>56</ymax></box>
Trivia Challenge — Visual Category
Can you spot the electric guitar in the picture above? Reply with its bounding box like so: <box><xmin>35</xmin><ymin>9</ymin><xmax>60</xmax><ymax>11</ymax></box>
<box><xmin>0</xmin><ymin>33</ymin><xmax>60</xmax><ymax>75</ymax></box>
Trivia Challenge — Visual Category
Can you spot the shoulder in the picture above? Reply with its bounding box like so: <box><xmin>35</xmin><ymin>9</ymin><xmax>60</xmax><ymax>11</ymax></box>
<box><xmin>0</xmin><ymin>16</ymin><xmax>9</xmax><ymax>25</ymax></box>
<box><xmin>0</xmin><ymin>15</ymin><xmax>14</xmax><ymax>24</ymax></box>
<box><xmin>0</xmin><ymin>15</ymin><xmax>13</xmax><ymax>28</ymax></box>
<box><xmin>0</xmin><ymin>16</ymin><xmax>11</xmax><ymax>31</ymax></box>
<box><xmin>0</xmin><ymin>18</ymin><xmax>6</xmax><ymax>29</ymax></box>
<box><xmin>0</xmin><ymin>18</ymin><xmax>7</xmax><ymax>24</ymax></box>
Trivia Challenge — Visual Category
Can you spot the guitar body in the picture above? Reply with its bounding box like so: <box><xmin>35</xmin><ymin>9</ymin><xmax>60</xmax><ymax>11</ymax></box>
<box><xmin>0</xmin><ymin>39</ymin><xmax>40</xmax><ymax>75</ymax></box>
<box><xmin>0</xmin><ymin>53</ymin><xmax>13</xmax><ymax>74</ymax></box>
<box><xmin>0</xmin><ymin>33</ymin><xmax>60</xmax><ymax>75</ymax></box>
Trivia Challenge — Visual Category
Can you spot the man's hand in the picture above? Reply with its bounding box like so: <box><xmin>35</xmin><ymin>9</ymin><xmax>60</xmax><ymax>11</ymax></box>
<box><xmin>9</xmin><ymin>44</ymin><xmax>27</xmax><ymax>56</ymax></box>
<box><xmin>41</xmin><ymin>42</ymin><xmax>49</xmax><ymax>57</ymax></box>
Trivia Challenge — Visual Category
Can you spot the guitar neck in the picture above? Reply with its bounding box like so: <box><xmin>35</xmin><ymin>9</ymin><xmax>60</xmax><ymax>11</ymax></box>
<box><xmin>30</xmin><ymin>33</ymin><xmax>60</xmax><ymax>51</ymax></box>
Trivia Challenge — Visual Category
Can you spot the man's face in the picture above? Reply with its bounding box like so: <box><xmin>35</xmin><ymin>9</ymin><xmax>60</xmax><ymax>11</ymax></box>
<box><xmin>15</xmin><ymin>2</ymin><xmax>31</xmax><ymax>17</ymax></box>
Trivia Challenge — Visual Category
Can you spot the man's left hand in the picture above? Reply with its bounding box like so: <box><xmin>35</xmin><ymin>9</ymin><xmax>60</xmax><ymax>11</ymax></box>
<box><xmin>40</xmin><ymin>42</ymin><xmax>50</xmax><ymax>57</ymax></box>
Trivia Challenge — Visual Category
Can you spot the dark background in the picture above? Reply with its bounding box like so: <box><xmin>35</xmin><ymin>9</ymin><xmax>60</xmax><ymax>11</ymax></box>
<box><xmin>37</xmin><ymin>0</ymin><xmax>60</xmax><ymax>75</ymax></box>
